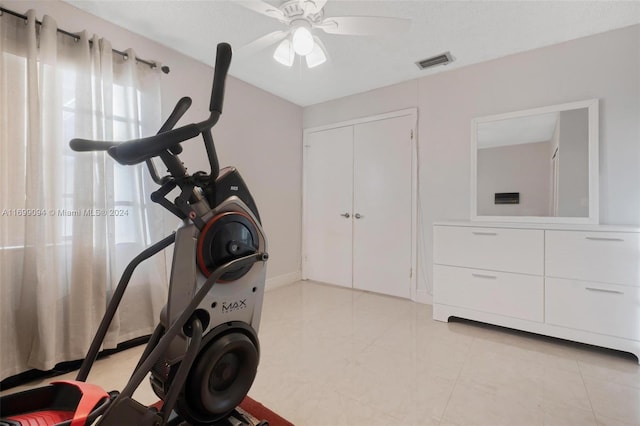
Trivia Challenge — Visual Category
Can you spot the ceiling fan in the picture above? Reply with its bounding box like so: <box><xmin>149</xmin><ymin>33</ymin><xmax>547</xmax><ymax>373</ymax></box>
<box><xmin>237</xmin><ymin>0</ymin><xmax>411</xmax><ymax>68</ymax></box>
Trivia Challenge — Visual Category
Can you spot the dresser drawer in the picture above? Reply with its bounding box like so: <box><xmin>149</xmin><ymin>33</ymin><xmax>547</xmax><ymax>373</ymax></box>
<box><xmin>434</xmin><ymin>265</ymin><xmax>543</xmax><ymax>322</ymax></box>
<box><xmin>546</xmin><ymin>278</ymin><xmax>640</xmax><ymax>341</ymax></box>
<box><xmin>546</xmin><ymin>231</ymin><xmax>640</xmax><ymax>286</ymax></box>
<box><xmin>434</xmin><ymin>226</ymin><xmax>543</xmax><ymax>275</ymax></box>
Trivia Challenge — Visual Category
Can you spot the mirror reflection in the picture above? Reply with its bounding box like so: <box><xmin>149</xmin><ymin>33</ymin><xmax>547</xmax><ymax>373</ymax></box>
<box><xmin>476</xmin><ymin>106</ymin><xmax>591</xmax><ymax>218</ymax></box>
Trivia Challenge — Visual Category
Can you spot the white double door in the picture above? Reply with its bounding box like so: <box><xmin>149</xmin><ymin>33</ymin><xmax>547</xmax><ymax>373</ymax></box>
<box><xmin>303</xmin><ymin>112</ymin><xmax>415</xmax><ymax>299</ymax></box>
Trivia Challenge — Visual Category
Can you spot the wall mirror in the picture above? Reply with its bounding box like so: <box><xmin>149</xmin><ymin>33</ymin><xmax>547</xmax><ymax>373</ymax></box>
<box><xmin>471</xmin><ymin>99</ymin><xmax>599</xmax><ymax>223</ymax></box>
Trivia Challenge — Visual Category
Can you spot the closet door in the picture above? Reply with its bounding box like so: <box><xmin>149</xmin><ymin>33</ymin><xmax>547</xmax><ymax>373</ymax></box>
<box><xmin>352</xmin><ymin>115</ymin><xmax>413</xmax><ymax>298</ymax></box>
<box><xmin>303</xmin><ymin>126</ymin><xmax>354</xmax><ymax>288</ymax></box>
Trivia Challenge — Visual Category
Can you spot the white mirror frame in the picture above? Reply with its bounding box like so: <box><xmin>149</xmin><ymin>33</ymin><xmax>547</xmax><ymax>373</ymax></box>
<box><xmin>471</xmin><ymin>99</ymin><xmax>599</xmax><ymax>224</ymax></box>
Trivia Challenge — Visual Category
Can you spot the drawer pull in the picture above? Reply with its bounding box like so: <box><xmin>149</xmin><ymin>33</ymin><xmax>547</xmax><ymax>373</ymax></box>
<box><xmin>585</xmin><ymin>237</ymin><xmax>625</xmax><ymax>242</ymax></box>
<box><xmin>472</xmin><ymin>232</ymin><xmax>497</xmax><ymax>236</ymax></box>
<box><xmin>585</xmin><ymin>287</ymin><xmax>624</xmax><ymax>295</ymax></box>
<box><xmin>472</xmin><ymin>273</ymin><xmax>497</xmax><ymax>279</ymax></box>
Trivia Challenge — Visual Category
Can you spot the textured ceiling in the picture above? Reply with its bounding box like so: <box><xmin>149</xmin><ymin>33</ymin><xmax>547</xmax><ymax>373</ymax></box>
<box><xmin>64</xmin><ymin>1</ymin><xmax>640</xmax><ymax>106</ymax></box>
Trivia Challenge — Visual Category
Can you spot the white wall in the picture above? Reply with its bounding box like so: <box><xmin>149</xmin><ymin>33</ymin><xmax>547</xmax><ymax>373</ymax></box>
<box><xmin>304</xmin><ymin>24</ymin><xmax>640</xmax><ymax>297</ymax></box>
<box><xmin>8</xmin><ymin>1</ymin><xmax>304</xmax><ymax>285</ymax></box>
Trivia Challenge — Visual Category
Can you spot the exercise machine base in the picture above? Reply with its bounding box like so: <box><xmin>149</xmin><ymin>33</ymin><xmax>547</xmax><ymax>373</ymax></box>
<box><xmin>167</xmin><ymin>407</ymin><xmax>268</xmax><ymax>426</ymax></box>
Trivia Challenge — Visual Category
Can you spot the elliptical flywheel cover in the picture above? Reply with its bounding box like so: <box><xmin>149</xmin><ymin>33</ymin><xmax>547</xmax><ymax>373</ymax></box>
<box><xmin>178</xmin><ymin>331</ymin><xmax>259</xmax><ymax>423</ymax></box>
<box><xmin>197</xmin><ymin>211</ymin><xmax>259</xmax><ymax>281</ymax></box>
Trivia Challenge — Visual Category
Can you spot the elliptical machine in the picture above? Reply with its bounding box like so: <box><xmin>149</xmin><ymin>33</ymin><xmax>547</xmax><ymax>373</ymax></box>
<box><xmin>0</xmin><ymin>43</ymin><xmax>269</xmax><ymax>426</ymax></box>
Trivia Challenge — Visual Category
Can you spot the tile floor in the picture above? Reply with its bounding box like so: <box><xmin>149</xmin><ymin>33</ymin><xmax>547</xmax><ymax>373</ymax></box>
<box><xmin>3</xmin><ymin>280</ymin><xmax>639</xmax><ymax>425</ymax></box>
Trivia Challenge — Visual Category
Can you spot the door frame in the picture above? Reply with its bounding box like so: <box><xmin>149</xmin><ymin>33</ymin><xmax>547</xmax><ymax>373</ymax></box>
<box><xmin>302</xmin><ymin>108</ymin><xmax>419</xmax><ymax>302</ymax></box>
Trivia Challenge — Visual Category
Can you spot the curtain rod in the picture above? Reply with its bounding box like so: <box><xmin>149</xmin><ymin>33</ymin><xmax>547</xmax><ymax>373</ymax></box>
<box><xmin>0</xmin><ymin>6</ymin><xmax>170</xmax><ymax>74</ymax></box>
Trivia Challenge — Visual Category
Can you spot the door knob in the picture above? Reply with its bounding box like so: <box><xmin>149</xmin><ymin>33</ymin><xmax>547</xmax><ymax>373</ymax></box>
<box><xmin>355</xmin><ymin>213</ymin><xmax>363</xmax><ymax>219</ymax></box>
<box><xmin>340</xmin><ymin>213</ymin><xmax>350</xmax><ymax>218</ymax></box>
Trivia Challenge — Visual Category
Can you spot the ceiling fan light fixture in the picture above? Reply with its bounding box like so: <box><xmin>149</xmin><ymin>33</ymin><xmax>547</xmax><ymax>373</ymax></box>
<box><xmin>292</xmin><ymin>26</ymin><xmax>314</xmax><ymax>56</ymax></box>
<box><xmin>305</xmin><ymin>39</ymin><xmax>327</xmax><ymax>68</ymax></box>
<box><xmin>273</xmin><ymin>38</ymin><xmax>295</xmax><ymax>67</ymax></box>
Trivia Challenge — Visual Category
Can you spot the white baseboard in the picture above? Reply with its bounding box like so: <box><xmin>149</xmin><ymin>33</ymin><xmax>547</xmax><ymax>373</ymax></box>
<box><xmin>265</xmin><ymin>271</ymin><xmax>301</xmax><ymax>292</ymax></box>
<box><xmin>414</xmin><ymin>289</ymin><xmax>433</xmax><ymax>305</ymax></box>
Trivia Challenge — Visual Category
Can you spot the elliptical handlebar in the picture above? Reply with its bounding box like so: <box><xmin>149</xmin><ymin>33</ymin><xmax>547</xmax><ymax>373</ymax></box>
<box><xmin>69</xmin><ymin>42</ymin><xmax>233</xmax><ymax>171</ymax></box>
<box><xmin>106</xmin><ymin>124</ymin><xmax>201</xmax><ymax>165</ymax></box>
<box><xmin>210</xmin><ymin>43</ymin><xmax>232</xmax><ymax>115</ymax></box>
<box><xmin>69</xmin><ymin>96</ymin><xmax>192</xmax><ymax>157</ymax></box>
<box><xmin>158</xmin><ymin>96</ymin><xmax>192</xmax><ymax>135</ymax></box>
<box><xmin>69</xmin><ymin>139</ymin><xmax>119</xmax><ymax>152</ymax></box>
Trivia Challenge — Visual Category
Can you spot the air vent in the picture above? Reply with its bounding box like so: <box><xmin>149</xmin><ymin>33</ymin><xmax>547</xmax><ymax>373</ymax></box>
<box><xmin>415</xmin><ymin>52</ymin><xmax>454</xmax><ymax>70</ymax></box>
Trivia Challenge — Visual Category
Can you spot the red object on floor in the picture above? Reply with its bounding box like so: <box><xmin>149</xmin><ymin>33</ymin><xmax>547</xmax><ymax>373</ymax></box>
<box><xmin>239</xmin><ymin>396</ymin><xmax>294</xmax><ymax>426</ymax></box>
<box><xmin>5</xmin><ymin>410</ymin><xmax>75</xmax><ymax>425</ymax></box>
<box><xmin>3</xmin><ymin>380</ymin><xmax>109</xmax><ymax>426</ymax></box>
<box><xmin>51</xmin><ymin>381</ymin><xmax>109</xmax><ymax>426</ymax></box>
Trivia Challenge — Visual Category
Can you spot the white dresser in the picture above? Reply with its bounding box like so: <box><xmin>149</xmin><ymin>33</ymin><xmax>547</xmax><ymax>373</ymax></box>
<box><xmin>433</xmin><ymin>222</ymin><xmax>640</xmax><ymax>363</ymax></box>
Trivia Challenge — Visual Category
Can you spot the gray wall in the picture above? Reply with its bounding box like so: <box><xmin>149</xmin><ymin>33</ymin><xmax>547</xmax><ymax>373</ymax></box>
<box><xmin>477</xmin><ymin>141</ymin><xmax>551</xmax><ymax>216</ymax></box>
<box><xmin>10</xmin><ymin>0</ymin><xmax>304</xmax><ymax>285</ymax></box>
<box><xmin>304</xmin><ymin>24</ymin><xmax>640</xmax><ymax>297</ymax></box>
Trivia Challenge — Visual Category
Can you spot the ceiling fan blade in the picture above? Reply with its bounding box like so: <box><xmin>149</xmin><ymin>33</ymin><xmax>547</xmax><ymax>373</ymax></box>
<box><xmin>316</xmin><ymin>16</ymin><xmax>411</xmax><ymax>36</ymax></box>
<box><xmin>236</xmin><ymin>30</ymin><xmax>290</xmax><ymax>59</ymax></box>
<box><xmin>236</xmin><ymin>0</ymin><xmax>286</xmax><ymax>21</ymax></box>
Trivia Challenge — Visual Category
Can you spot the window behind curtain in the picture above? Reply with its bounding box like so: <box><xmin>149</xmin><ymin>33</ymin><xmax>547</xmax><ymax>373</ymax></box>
<box><xmin>0</xmin><ymin>56</ymin><xmax>151</xmax><ymax>248</ymax></box>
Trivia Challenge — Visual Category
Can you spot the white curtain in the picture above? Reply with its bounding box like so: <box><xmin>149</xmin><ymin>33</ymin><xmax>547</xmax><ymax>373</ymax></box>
<box><xmin>0</xmin><ymin>10</ymin><xmax>169</xmax><ymax>378</ymax></box>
